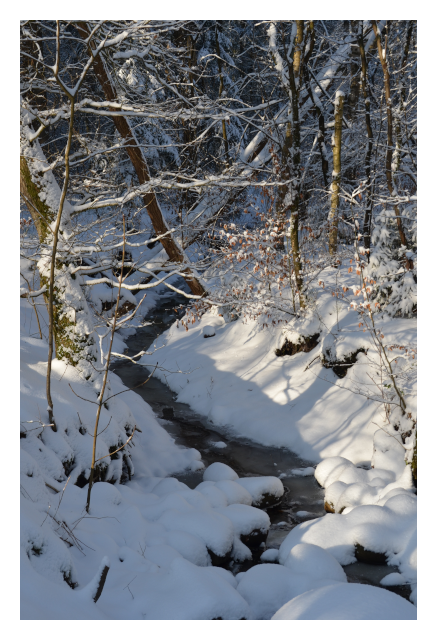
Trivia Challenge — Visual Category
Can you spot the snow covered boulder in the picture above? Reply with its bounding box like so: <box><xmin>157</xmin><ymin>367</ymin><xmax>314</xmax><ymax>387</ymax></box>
<box><xmin>315</xmin><ymin>456</ymin><xmax>355</xmax><ymax>488</ymax></box>
<box><xmin>216</xmin><ymin>504</ymin><xmax>270</xmax><ymax>549</ymax></box>
<box><xmin>215</xmin><ymin>480</ymin><xmax>252</xmax><ymax>506</ymax></box>
<box><xmin>203</xmin><ymin>462</ymin><xmax>239</xmax><ymax>482</ymax></box>
<box><xmin>203</xmin><ymin>325</ymin><xmax>216</xmax><ymax>338</ymax></box>
<box><xmin>236</xmin><ymin>561</ymin><xmax>345</xmax><ymax>620</ymax></box>
<box><xmin>236</xmin><ymin>564</ymin><xmax>301</xmax><ymax>620</ymax></box>
<box><xmin>261</xmin><ymin>548</ymin><xmax>279</xmax><ymax>563</ymax></box>
<box><xmin>271</xmin><ymin>583</ymin><xmax>417</xmax><ymax>620</ymax></box>
<box><xmin>324</xmin><ymin>480</ymin><xmax>348</xmax><ymax>513</ymax></box>
<box><xmin>140</xmin><ymin>557</ymin><xmax>252</xmax><ymax>620</ymax></box>
<box><xmin>320</xmin><ymin>333</ymin><xmax>367</xmax><ymax>378</ymax></box>
<box><xmin>158</xmin><ymin>508</ymin><xmax>234</xmax><ymax>565</ymax></box>
<box><xmin>275</xmin><ymin>316</ymin><xmax>320</xmax><ymax>357</ymax></box>
<box><xmin>235</xmin><ymin>476</ymin><xmax>284</xmax><ymax>509</ymax></box>
<box><xmin>195</xmin><ymin>481</ymin><xmax>228</xmax><ymax>508</ymax></box>
<box><xmin>282</xmin><ymin>543</ymin><xmax>347</xmax><ymax>584</ymax></box>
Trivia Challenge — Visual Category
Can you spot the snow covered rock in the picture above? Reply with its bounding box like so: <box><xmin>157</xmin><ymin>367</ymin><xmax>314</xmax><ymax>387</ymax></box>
<box><xmin>203</xmin><ymin>325</ymin><xmax>216</xmax><ymax>338</ymax></box>
<box><xmin>236</xmin><ymin>562</ymin><xmax>345</xmax><ymax>621</ymax></box>
<box><xmin>139</xmin><ymin>557</ymin><xmax>252</xmax><ymax>620</ymax></box>
<box><xmin>235</xmin><ymin>476</ymin><xmax>284</xmax><ymax>508</ymax></box>
<box><xmin>236</xmin><ymin>564</ymin><xmax>301</xmax><ymax>620</ymax></box>
<box><xmin>203</xmin><ymin>462</ymin><xmax>239</xmax><ymax>482</ymax></box>
<box><xmin>216</xmin><ymin>504</ymin><xmax>270</xmax><ymax>549</ymax></box>
<box><xmin>215</xmin><ymin>480</ymin><xmax>253</xmax><ymax>506</ymax></box>
<box><xmin>271</xmin><ymin>583</ymin><xmax>417</xmax><ymax>620</ymax></box>
<box><xmin>158</xmin><ymin>508</ymin><xmax>234</xmax><ymax>561</ymax></box>
<box><xmin>195</xmin><ymin>481</ymin><xmax>228</xmax><ymax>508</ymax></box>
<box><xmin>278</xmin><ymin>493</ymin><xmax>417</xmax><ymax>597</ymax></box>
<box><xmin>282</xmin><ymin>543</ymin><xmax>347</xmax><ymax>584</ymax></box>
<box><xmin>315</xmin><ymin>456</ymin><xmax>356</xmax><ymax>488</ymax></box>
<box><xmin>261</xmin><ymin>548</ymin><xmax>279</xmax><ymax>563</ymax></box>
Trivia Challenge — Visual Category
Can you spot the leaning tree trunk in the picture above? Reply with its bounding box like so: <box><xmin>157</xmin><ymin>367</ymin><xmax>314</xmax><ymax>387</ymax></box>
<box><xmin>328</xmin><ymin>91</ymin><xmax>344</xmax><ymax>256</ymax></box>
<box><xmin>76</xmin><ymin>22</ymin><xmax>206</xmax><ymax>298</ymax></box>
<box><xmin>20</xmin><ymin>117</ymin><xmax>98</xmax><ymax>381</ymax></box>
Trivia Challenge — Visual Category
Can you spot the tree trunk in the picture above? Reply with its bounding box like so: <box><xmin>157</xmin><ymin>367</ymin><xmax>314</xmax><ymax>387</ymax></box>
<box><xmin>328</xmin><ymin>91</ymin><xmax>344</xmax><ymax>255</ymax></box>
<box><xmin>372</xmin><ymin>21</ymin><xmax>408</xmax><ymax>248</ymax></box>
<box><xmin>20</xmin><ymin>119</ymin><xmax>98</xmax><ymax>378</ymax></box>
<box><xmin>358</xmin><ymin>23</ymin><xmax>374</xmax><ymax>252</ymax></box>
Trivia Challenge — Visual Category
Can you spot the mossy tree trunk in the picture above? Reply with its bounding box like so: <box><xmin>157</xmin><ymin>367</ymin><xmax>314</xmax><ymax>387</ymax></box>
<box><xmin>20</xmin><ymin>119</ymin><xmax>98</xmax><ymax>381</ymax></box>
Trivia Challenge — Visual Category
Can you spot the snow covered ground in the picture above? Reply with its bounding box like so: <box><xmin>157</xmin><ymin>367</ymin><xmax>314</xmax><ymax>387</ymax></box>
<box><xmin>144</xmin><ymin>265</ymin><xmax>416</xmax><ymax>464</ymax></box>
<box><xmin>20</xmin><ymin>264</ymin><xmax>417</xmax><ymax>620</ymax></box>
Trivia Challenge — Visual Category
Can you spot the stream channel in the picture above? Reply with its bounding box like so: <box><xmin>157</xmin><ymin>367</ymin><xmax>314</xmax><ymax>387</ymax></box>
<box><xmin>111</xmin><ymin>291</ymin><xmax>409</xmax><ymax>599</ymax></box>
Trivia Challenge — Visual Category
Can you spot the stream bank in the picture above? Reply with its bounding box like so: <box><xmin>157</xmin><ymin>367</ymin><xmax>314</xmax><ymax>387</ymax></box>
<box><xmin>111</xmin><ymin>292</ymin><xmax>409</xmax><ymax>598</ymax></box>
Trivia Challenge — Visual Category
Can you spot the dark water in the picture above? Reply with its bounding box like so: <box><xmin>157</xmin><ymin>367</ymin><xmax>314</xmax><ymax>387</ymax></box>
<box><xmin>111</xmin><ymin>292</ymin><xmax>408</xmax><ymax>597</ymax></box>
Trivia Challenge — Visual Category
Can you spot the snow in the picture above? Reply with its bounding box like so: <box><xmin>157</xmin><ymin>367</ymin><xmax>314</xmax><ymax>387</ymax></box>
<box><xmin>215</xmin><ymin>503</ymin><xmax>270</xmax><ymax>537</ymax></box>
<box><xmin>282</xmin><ymin>543</ymin><xmax>347</xmax><ymax>583</ymax></box>
<box><xmin>215</xmin><ymin>479</ymin><xmax>253</xmax><ymax>506</ymax></box>
<box><xmin>203</xmin><ymin>325</ymin><xmax>216</xmax><ymax>338</ymax></box>
<box><xmin>290</xmin><ymin>467</ymin><xmax>315</xmax><ymax>476</ymax></box>
<box><xmin>235</xmin><ymin>476</ymin><xmax>284</xmax><ymax>506</ymax></box>
<box><xmin>203</xmin><ymin>461</ymin><xmax>239</xmax><ymax>482</ymax></box>
<box><xmin>278</xmin><ymin>492</ymin><xmax>417</xmax><ymax>593</ymax></box>
<box><xmin>20</xmin><ymin>296</ymin><xmax>275</xmax><ymax>619</ymax></box>
<box><xmin>272</xmin><ymin>583</ymin><xmax>417</xmax><ymax>620</ymax></box>
<box><xmin>20</xmin><ymin>265</ymin><xmax>417</xmax><ymax>619</ymax></box>
<box><xmin>261</xmin><ymin>548</ymin><xmax>279</xmax><ymax>563</ymax></box>
<box><xmin>212</xmin><ymin>440</ymin><xmax>227</xmax><ymax>448</ymax></box>
<box><xmin>145</xmin><ymin>264</ymin><xmax>416</xmax><ymax>464</ymax></box>
<box><xmin>236</xmin><ymin>560</ymin><xmax>345</xmax><ymax>621</ymax></box>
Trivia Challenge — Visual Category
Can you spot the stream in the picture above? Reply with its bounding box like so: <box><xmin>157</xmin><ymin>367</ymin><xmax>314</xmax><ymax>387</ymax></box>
<box><xmin>111</xmin><ymin>291</ymin><xmax>410</xmax><ymax>598</ymax></box>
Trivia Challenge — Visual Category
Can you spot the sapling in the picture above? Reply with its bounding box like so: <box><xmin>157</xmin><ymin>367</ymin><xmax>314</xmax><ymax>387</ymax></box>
<box><xmin>86</xmin><ymin>215</ymin><xmax>129</xmax><ymax>513</ymax></box>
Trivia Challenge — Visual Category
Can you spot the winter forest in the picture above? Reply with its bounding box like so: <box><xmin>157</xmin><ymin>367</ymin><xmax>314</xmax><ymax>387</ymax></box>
<box><xmin>20</xmin><ymin>20</ymin><xmax>417</xmax><ymax>621</ymax></box>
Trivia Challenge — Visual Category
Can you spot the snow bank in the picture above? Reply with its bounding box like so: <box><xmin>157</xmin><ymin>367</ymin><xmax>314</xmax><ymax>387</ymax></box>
<box><xmin>21</xmin><ymin>297</ymin><xmax>276</xmax><ymax>619</ymax></box>
<box><xmin>272</xmin><ymin>583</ymin><xmax>417</xmax><ymax>620</ymax></box>
<box><xmin>144</xmin><ymin>264</ymin><xmax>416</xmax><ymax>463</ymax></box>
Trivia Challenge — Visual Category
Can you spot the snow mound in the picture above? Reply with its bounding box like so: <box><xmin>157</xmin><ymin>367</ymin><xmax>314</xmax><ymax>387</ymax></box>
<box><xmin>215</xmin><ymin>504</ymin><xmax>270</xmax><ymax>537</ymax></box>
<box><xmin>271</xmin><ymin>583</ymin><xmax>417</xmax><ymax>620</ymax></box>
<box><xmin>203</xmin><ymin>462</ymin><xmax>239</xmax><ymax>482</ymax></box>
<box><xmin>235</xmin><ymin>476</ymin><xmax>284</xmax><ymax>507</ymax></box>
<box><xmin>236</xmin><ymin>563</ymin><xmax>344</xmax><ymax>621</ymax></box>
<box><xmin>139</xmin><ymin>557</ymin><xmax>252</xmax><ymax>620</ymax></box>
<box><xmin>261</xmin><ymin>549</ymin><xmax>279</xmax><ymax>563</ymax></box>
<box><xmin>215</xmin><ymin>479</ymin><xmax>253</xmax><ymax>506</ymax></box>
<box><xmin>203</xmin><ymin>325</ymin><xmax>216</xmax><ymax>338</ymax></box>
<box><xmin>282</xmin><ymin>543</ymin><xmax>346</xmax><ymax>583</ymax></box>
